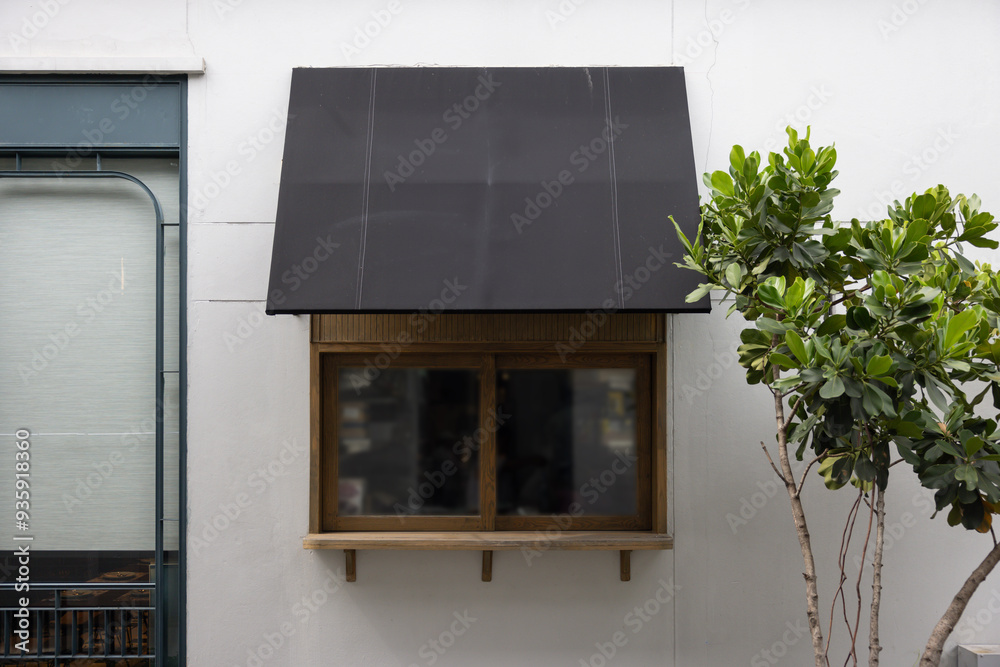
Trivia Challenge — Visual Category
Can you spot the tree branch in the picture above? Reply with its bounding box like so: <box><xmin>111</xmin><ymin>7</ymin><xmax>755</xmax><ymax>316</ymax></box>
<box><xmin>828</xmin><ymin>289</ymin><xmax>862</xmax><ymax>308</ymax></box>
<box><xmin>920</xmin><ymin>540</ymin><xmax>1000</xmax><ymax>667</ymax></box>
<box><xmin>795</xmin><ymin>454</ymin><xmax>826</xmax><ymax>498</ymax></box>
<box><xmin>783</xmin><ymin>391</ymin><xmax>808</xmax><ymax>431</ymax></box>
<box><xmin>761</xmin><ymin>441</ymin><xmax>788</xmax><ymax>485</ymax></box>
<box><xmin>771</xmin><ymin>331</ymin><xmax>828</xmax><ymax>666</ymax></box>
<box><xmin>826</xmin><ymin>490</ymin><xmax>863</xmax><ymax>659</ymax></box>
<box><xmin>849</xmin><ymin>492</ymin><xmax>877</xmax><ymax>666</ymax></box>
<box><xmin>869</xmin><ymin>488</ymin><xmax>886</xmax><ymax>667</ymax></box>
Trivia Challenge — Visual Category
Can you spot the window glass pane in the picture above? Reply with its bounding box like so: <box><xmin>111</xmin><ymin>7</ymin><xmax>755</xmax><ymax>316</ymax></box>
<box><xmin>0</xmin><ymin>158</ymin><xmax>177</xmax><ymax>594</ymax></box>
<box><xmin>497</xmin><ymin>368</ymin><xmax>637</xmax><ymax>516</ymax></box>
<box><xmin>338</xmin><ymin>367</ymin><xmax>480</xmax><ymax>516</ymax></box>
<box><xmin>0</xmin><ymin>160</ymin><xmax>175</xmax><ymax>553</ymax></box>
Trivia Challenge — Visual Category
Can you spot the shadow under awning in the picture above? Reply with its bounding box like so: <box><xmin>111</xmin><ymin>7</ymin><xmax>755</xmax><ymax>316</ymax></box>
<box><xmin>266</xmin><ymin>66</ymin><xmax>708</xmax><ymax>314</ymax></box>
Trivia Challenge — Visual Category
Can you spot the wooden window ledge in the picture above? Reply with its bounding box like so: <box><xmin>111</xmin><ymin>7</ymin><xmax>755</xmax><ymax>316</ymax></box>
<box><xmin>304</xmin><ymin>532</ymin><xmax>671</xmax><ymax>582</ymax></box>
<box><xmin>303</xmin><ymin>531</ymin><xmax>672</xmax><ymax>550</ymax></box>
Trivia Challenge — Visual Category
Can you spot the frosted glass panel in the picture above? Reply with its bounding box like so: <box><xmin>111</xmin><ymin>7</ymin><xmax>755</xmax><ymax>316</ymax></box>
<box><xmin>163</xmin><ymin>369</ymin><xmax>181</xmax><ymax>549</ymax></box>
<box><xmin>0</xmin><ymin>158</ymin><xmax>178</xmax><ymax>551</ymax></box>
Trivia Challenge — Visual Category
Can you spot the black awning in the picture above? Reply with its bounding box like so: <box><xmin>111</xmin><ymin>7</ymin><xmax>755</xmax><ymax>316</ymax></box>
<box><xmin>266</xmin><ymin>67</ymin><xmax>708</xmax><ymax>314</ymax></box>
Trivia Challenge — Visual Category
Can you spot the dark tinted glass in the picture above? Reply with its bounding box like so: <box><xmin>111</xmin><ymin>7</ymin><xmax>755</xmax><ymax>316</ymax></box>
<box><xmin>338</xmin><ymin>367</ymin><xmax>480</xmax><ymax>516</ymax></box>
<box><xmin>497</xmin><ymin>368</ymin><xmax>637</xmax><ymax>516</ymax></box>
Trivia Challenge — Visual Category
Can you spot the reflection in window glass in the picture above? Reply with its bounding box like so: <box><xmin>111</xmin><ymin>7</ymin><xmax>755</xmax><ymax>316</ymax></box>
<box><xmin>338</xmin><ymin>368</ymin><xmax>480</xmax><ymax>516</ymax></box>
<box><xmin>497</xmin><ymin>368</ymin><xmax>637</xmax><ymax>516</ymax></box>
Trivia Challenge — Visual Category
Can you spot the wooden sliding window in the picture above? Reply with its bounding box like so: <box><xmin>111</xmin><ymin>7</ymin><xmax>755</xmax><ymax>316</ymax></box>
<box><xmin>318</xmin><ymin>350</ymin><xmax>652</xmax><ymax>533</ymax></box>
<box><xmin>494</xmin><ymin>353</ymin><xmax>651</xmax><ymax>532</ymax></box>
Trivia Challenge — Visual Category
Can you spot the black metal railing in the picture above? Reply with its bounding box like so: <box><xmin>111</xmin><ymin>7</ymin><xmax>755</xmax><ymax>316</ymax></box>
<box><xmin>1</xmin><ymin>583</ymin><xmax>153</xmax><ymax>665</ymax></box>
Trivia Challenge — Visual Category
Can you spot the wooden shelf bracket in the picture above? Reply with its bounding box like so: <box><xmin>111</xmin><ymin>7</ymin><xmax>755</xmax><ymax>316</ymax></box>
<box><xmin>482</xmin><ymin>551</ymin><xmax>493</xmax><ymax>582</ymax></box>
<box><xmin>345</xmin><ymin>549</ymin><xmax>357</xmax><ymax>582</ymax></box>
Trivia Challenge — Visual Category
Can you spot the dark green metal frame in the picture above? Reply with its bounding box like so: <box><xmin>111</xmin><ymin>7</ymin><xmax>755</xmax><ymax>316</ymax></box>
<box><xmin>0</xmin><ymin>74</ymin><xmax>188</xmax><ymax>667</ymax></box>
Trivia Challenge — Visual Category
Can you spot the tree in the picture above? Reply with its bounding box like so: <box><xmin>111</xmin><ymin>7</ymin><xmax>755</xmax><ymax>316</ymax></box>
<box><xmin>673</xmin><ymin>127</ymin><xmax>1000</xmax><ymax>666</ymax></box>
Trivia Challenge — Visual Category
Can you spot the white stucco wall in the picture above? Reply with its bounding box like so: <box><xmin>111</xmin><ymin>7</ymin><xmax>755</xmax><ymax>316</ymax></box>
<box><xmin>4</xmin><ymin>1</ymin><xmax>1000</xmax><ymax>665</ymax></box>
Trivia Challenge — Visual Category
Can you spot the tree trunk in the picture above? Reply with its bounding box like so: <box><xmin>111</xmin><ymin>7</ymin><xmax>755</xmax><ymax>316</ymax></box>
<box><xmin>919</xmin><ymin>539</ymin><xmax>1000</xmax><ymax>667</ymax></box>
<box><xmin>869</xmin><ymin>488</ymin><xmax>885</xmax><ymax>667</ymax></box>
<box><xmin>773</xmin><ymin>389</ymin><xmax>828</xmax><ymax>667</ymax></box>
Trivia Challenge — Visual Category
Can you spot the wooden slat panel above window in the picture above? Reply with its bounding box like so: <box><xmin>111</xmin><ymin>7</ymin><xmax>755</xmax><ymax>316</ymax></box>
<box><xmin>312</xmin><ymin>313</ymin><xmax>664</xmax><ymax>343</ymax></box>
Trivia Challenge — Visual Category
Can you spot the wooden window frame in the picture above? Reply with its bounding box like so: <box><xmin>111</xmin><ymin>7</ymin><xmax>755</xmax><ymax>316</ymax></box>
<box><xmin>323</xmin><ymin>352</ymin><xmax>488</xmax><ymax>532</ymax></box>
<box><xmin>492</xmin><ymin>352</ymin><xmax>651</xmax><ymax>532</ymax></box>
<box><xmin>320</xmin><ymin>351</ymin><xmax>652</xmax><ymax>533</ymax></box>
<box><xmin>304</xmin><ymin>315</ymin><xmax>672</xmax><ymax>580</ymax></box>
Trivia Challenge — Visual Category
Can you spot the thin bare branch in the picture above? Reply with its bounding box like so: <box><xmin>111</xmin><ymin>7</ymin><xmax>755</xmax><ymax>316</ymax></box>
<box><xmin>760</xmin><ymin>441</ymin><xmax>788</xmax><ymax>485</ymax></box>
<box><xmin>840</xmin><ymin>492</ymin><xmax>863</xmax><ymax>663</ymax></box>
<box><xmin>849</xmin><ymin>492</ymin><xmax>876</xmax><ymax>666</ymax></box>
<box><xmin>828</xmin><ymin>292</ymin><xmax>856</xmax><ymax>307</ymax></box>
<box><xmin>795</xmin><ymin>454</ymin><xmax>826</xmax><ymax>498</ymax></box>
<box><xmin>782</xmin><ymin>389</ymin><xmax>814</xmax><ymax>431</ymax></box>
<box><xmin>826</xmin><ymin>490</ymin><xmax>863</xmax><ymax>658</ymax></box>
<box><xmin>781</xmin><ymin>384</ymin><xmax>806</xmax><ymax>399</ymax></box>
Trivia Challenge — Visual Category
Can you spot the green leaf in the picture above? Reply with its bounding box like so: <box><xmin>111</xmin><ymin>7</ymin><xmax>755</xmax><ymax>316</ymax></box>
<box><xmin>685</xmin><ymin>284</ymin><xmax>713</xmax><ymax>303</ymax></box>
<box><xmin>955</xmin><ymin>252</ymin><xmax>976</xmax><ymax>276</ymax></box>
<box><xmin>847</xmin><ymin>306</ymin><xmax>876</xmax><ymax>330</ymax></box>
<box><xmin>904</xmin><ymin>218</ymin><xmax>929</xmax><ymax>244</ymax></box>
<box><xmin>725</xmin><ymin>263</ymin><xmax>744</xmax><ymax>289</ymax></box>
<box><xmin>956</xmin><ymin>465</ymin><xmax>978</xmax><ymax>490</ymax></box>
<box><xmin>710</xmin><ymin>171</ymin><xmax>735</xmax><ymax>197</ymax></box>
<box><xmin>912</xmin><ymin>193</ymin><xmax>936</xmax><ymax>220</ymax></box>
<box><xmin>820</xmin><ymin>455</ymin><xmax>852</xmax><ymax>490</ymax></box>
<box><xmin>967</xmin><ymin>236</ymin><xmax>1000</xmax><ymax>249</ymax></box>
<box><xmin>769</xmin><ymin>352</ymin><xmax>799</xmax><ymax>370</ymax></box>
<box><xmin>965</xmin><ymin>435</ymin><xmax>985</xmax><ymax>458</ymax></box>
<box><xmin>785</xmin><ymin>278</ymin><xmax>805</xmax><ymax>308</ymax></box>
<box><xmin>945</xmin><ymin>309</ymin><xmax>979</xmax><ymax>349</ymax></box>
<box><xmin>730</xmin><ymin>145</ymin><xmax>746</xmax><ymax>171</ymax></box>
<box><xmin>937</xmin><ymin>439</ymin><xmax>965</xmax><ymax>460</ymax></box>
<box><xmin>740</xmin><ymin>328</ymin><xmax>772</xmax><ymax>346</ymax></box>
<box><xmin>866</xmin><ymin>355</ymin><xmax>893</xmax><ymax>376</ymax></box>
<box><xmin>948</xmin><ymin>505</ymin><xmax>962</xmax><ymax>526</ymax></box>
<box><xmin>855</xmin><ymin>457</ymin><xmax>876</xmax><ymax>483</ymax></box>
<box><xmin>757</xmin><ymin>285</ymin><xmax>785</xmax><ymax>310</ymax></box>
<box><xmin>891</xmin><ymin>419</ymin><xmax>924</xmax><ymax>439</ymax></box>
<box><xmin>816</xmin><ymin>315</ymin><xmax>847</xmax><ymax>337</ymax></box>
<box><xmin>975</xmin><ymin>340</ymin><xmax>1000</xmax><ymax>364</ymax></box>
<box><xmin>757</xmin><ymin>317</ymin><xmax>790</xmax><ymax>335</ymax></box>
<box><xmin>923</xmin><ymin>374</ymin><xmax>952</xmax><ymax>413</ymax></box>
<box><xmin>812</xmin><ymin>336</ymin><xmax>831</xmax><ymax>362</ymax></box>
<box><xmin>895</xmin><ymin>440</ymin><xmax>921</xmax><ymax>465</ymax></box>
<box><xmin>962</xmin><ymin>500</ymin><xmax>985</xmax><ymax>530</ymax></box>
<box><xmin>862</xmin><ymin>384</ymin><xmax>884</xmax><ymax>415</ymax></box>
<box><xmin>922</xmin><ymin>463</ymin><xmax>955</xmax><ymax>486</ymax></box>
<box><xmin>785</xmin><ymin>331</ymin><xmax>809</xmax><ymax>365</ymax></box>
<box><xmin>773</xmin><ymin>374</ymin><xmax>802</xmax><ymax>391</ymax></box>
<box><xmin>820</xmin><ymin>376</ymin><xmax>845</xmax><ymax>399</ymax></box>
<box><xmin>870</xmin><ymin>385</ymin><xmax>897</xmax><ymax>418</ymax></box>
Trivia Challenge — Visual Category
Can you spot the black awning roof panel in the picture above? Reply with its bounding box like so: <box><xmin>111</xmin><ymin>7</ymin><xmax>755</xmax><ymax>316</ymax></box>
<box><xmin>266</xmin><ymin>67</ymin><xmax>707</xmax><ymax>314</ymax></box>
